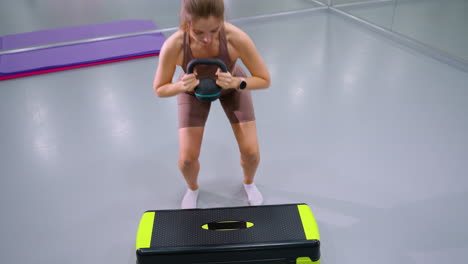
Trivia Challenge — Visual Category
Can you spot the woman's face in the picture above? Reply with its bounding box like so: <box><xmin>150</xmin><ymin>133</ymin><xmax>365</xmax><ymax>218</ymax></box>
<box><xmin>189</xmin><ymin>16</ymin><xmax>223</xmax><ymax>47</ymax></box>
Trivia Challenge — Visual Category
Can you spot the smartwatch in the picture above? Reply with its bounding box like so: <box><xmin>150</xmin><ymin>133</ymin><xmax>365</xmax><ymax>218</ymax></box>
<box><xmin>239</xmin><ymin>77</ymin><xmax>247</xmax><ymax>90</ymax></box>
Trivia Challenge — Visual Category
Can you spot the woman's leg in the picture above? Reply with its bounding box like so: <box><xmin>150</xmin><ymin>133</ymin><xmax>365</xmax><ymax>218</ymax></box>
<box><xmin>231</xmin><ymin>121</ymin><xmax>260</xmax><ymax>184</ymax></box>
<box><xmin>231</xmin><ymin>121</ymin><xmax>263</xmax><ymax>205</ymax></box>
<box><xmin>178</xmin><ymin>126</ymin><xmax>204</xmax><ymax>209</ymax></box>
<box><xmin>178</xmin><ymin>127</ymin><xmax>204</xmax><ymax>191</ymax></box>
<box><xmin>219</xmin><ymin>82</ymin><xmax>263</xmax><ymax>205</ymax></box>
<box><xmin>177</xmin><ymin>92</ymin><xmax>210</xmax><ymax>208</ymax></box>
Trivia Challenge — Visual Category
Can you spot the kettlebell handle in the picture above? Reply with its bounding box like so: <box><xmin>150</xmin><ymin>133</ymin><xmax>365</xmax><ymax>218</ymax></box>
<box><xmin>187</xmin><ymin>58</ymin><xmax>228</xmax><ymax>74</ymax></box>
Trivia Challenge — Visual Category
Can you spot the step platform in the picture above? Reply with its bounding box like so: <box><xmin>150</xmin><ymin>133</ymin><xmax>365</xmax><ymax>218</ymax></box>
<box><xmin>136</xmin><ymin>203</ymin><xmax>320</xmax><ymax>264</ymax></box>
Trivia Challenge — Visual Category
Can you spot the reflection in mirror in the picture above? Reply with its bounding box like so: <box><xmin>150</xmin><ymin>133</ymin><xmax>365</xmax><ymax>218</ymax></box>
<box><xmin>334</xmin><ymin>0</ymin><xmax>468</xmax><ymax>63</ymax></box>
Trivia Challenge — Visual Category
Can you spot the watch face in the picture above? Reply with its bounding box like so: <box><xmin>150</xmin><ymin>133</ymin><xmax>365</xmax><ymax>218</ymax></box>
<box><xmin>240</xmin><ymin>80</ymin><xmax>247</xmax><ymax>90</ymax></box>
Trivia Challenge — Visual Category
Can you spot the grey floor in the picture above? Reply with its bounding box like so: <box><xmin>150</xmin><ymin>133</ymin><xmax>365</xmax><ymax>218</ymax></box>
<box><xmin>1</xmin><ymin>1</ymin><xmax>468</xmax><ymax>264</ymax></box>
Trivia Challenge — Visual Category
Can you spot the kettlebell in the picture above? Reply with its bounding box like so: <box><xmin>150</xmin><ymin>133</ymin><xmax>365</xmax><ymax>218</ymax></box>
<box><xmin>187</xmin><ymin>58</ymin><xmax>228</xmax><ymax>103</ymax></box>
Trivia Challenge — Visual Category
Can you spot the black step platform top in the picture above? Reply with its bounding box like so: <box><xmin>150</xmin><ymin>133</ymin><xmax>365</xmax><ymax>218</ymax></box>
<box><xmin>148</xmin><ymin>204</ymin><xmax>308</xmax><ymax>248</ymax></box>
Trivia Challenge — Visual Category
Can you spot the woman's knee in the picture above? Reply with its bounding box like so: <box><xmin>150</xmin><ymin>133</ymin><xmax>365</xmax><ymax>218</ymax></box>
<box><xmin>178</xmin><ymin>153</ymin><xmax>199</xmax><ymax>168</ymax></box>
<box><xmin>240</xmin><ymin>148</ymin><xmax>260</xmax><ymax>163</ymax></box>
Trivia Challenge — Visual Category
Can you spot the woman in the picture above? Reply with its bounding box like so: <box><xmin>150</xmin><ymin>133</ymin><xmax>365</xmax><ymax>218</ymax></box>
<box><xmin>153</xmin><ymin>0</ymin><xmax>271</xmax><ymax>209</ymax></box>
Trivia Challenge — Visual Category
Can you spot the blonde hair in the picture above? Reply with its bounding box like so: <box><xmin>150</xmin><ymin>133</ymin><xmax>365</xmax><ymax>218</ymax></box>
<box><xmin>180</xmin><ymin>0</ymin><xmax>225</xmax><ymax>31</ymax></box>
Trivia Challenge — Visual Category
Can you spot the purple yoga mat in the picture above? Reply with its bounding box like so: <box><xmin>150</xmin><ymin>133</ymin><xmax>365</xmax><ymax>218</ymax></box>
<box><xmin>0</xmin><ymin>20</ymin><xmax>166</xmax><ymax>80</ymax></box>
<box><xmin>0</xmin><ymin>20</ymin><xmax>158</xmax><ymax>50</ymax></box>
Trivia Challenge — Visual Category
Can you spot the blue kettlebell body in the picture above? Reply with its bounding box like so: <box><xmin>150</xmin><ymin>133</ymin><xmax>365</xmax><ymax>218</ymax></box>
<box><xmin>187</xmin><ymin>58</ymin><xmax>228</xmax><ymax>103</ymax></box>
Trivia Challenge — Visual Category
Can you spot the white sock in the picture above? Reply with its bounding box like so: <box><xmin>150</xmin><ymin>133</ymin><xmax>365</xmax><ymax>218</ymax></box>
<box><xmin>181</xmin><ymin>188</ymin><xmax>199</xmax><ymax>209</ymax></box>
<box><xmin>243</xmin><ymin>183</ymin><xmax>263</xmax><ymax>206</ymax></box>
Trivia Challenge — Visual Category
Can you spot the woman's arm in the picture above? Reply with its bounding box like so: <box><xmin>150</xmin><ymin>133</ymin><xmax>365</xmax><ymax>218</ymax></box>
<box><xmin>153</xmin><ymin>32</ymin><xmax>194</xmax><ymax>97</ymax></box>
<box><xmin>231</xmin><ymin>26</ymin><xmax>271</xmax><ymax>90</ymax></box>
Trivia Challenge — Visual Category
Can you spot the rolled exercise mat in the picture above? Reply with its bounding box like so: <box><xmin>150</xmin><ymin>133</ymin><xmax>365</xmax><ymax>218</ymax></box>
<box><xmin>0</xmin><ymin>20</ymin><xmax>166</xmax><ymax>80</ymax></box>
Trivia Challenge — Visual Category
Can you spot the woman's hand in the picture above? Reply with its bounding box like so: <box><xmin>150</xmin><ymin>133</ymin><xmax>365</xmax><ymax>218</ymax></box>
<box><xmin>215</xmin><ymin>68</ymin><xmax>239</xmax><ymax>89</ymax></box>
<box><xmin>180</xmin><ymin>71</ymin><xmax>199</xmax><ymax>92</ymax></box>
